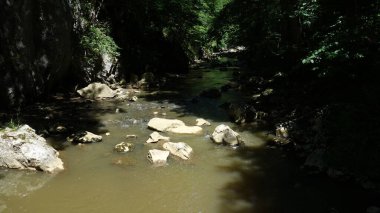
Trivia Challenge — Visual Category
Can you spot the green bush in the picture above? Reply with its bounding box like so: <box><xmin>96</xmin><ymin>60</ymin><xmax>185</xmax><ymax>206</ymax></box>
<box><xmin>80</xmin><ymin>24</ymin><xmax>120</xmax><ymax>59</ymax></box>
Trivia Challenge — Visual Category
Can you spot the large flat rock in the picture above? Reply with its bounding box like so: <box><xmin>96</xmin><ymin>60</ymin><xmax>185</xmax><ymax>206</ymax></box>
<box><xmin>147</xmin><ymin>118</ymin><xmax>202</xmax><ymax>134</ymax></box>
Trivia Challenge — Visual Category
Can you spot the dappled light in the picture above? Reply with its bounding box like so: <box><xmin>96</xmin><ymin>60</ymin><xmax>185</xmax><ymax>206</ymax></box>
<box><xmin>0</xmin><ymin>0</ymin><xmax>379</xmax><ymax>212</ymax></box>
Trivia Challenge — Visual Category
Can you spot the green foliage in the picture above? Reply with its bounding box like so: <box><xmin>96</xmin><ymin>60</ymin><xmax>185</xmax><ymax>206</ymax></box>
<box><xmin>80</xmin><ymin>24</ymin><xmax>120</xmax><ymax>58</ymax></box>
<box><xmin>294</xmin><ymin>0</ymin><xmax>319</xmax><ymax>27</ymax></box>
<box><xmin>1</xmin><ymin>118</ymin><xmax>21</xmax><ymax>130</ymax></box>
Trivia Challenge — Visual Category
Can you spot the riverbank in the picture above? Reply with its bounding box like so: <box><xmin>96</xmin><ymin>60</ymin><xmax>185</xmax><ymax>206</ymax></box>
<box><xmin>0</xmin><ymin>61</ymin><xmax>379</xmax><ymax>212</ymax></box>
<box><xmin>216</xmin><ymin>53</ymin><xmax>380</xmax><ymax>193</ymax></box>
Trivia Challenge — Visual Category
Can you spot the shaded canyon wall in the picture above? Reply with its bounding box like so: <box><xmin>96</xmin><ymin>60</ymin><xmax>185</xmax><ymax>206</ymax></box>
<box><xmin>0</xmin><ymin>0</ymin><xmax>72</xmax><ymax>108</ymax></box>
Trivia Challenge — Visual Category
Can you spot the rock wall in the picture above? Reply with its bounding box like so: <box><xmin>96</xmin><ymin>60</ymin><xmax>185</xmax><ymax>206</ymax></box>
<box><xmin>0</xmin><ymin>0</ymin><xmax>72</xmax><ymax>108</ymax></box>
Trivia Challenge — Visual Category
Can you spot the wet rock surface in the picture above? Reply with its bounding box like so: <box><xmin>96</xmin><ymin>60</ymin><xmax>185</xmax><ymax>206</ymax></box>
<box><xmin>114</xmin><ymin>142</ymin><xmax>134</xmax><ymax>153</ymax></box>
<box><xmin>163</xmin><ymin>142</ymin><xmax>193</xmax><ymax>160</ymax></box>
<box><xmin>68</xmin><ymin>131</ymin><xmax>103</xmax><ymax>143</ymax></box>
<box><xmin>77</xmin><ymin>82</ymin><xmax>116</xmax><ymax>99</ymax></box>
<box><xmin>0</xmin><ymin>125</ymin><xmax>64</xmax><ymax>172</ymax></box>
<box><xmin>147</xmin><ymin>149</ymin><xmax>170</xmax><ymax>166</ymax></box>
<box><xmin>211</xmin><ymin>124</ymin><xmax>243</xmax><ymax>146</ymax></box>
<box><xmin>147</xmin><ymin>118</ymin><xmax>202</xmax><ymax>134</ymax></box>
<box><xmin>146</xmin><ymin>131</ymin><xmax>170</xmax><ymax>143</ymax></box>
<box><xmin>195</xmin><ymin>118</ymin><xmax>211</xmax><ymax>126</ymax></box>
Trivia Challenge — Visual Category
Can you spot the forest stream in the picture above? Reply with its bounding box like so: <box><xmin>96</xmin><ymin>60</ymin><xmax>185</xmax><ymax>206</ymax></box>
<box><xmin>0</xmin><ymin>65</ymin><xmax>378</xmax><ymax>213</ymax></box>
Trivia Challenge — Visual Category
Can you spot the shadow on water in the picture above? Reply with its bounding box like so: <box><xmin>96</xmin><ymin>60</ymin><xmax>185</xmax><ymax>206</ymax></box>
<box><xmin>218</xmin><ymin>144</ymin><xmax>380</xmax><ymax>213</ymax></box>
<box><xmin>141</xmin><ymin>66</ymin><xmax>380</xmax><ymax>212</ymax></box>
<box><xmin>0</xmin><ymin>65</ymin><xmax>378</xmax><ymax>212</ymax></box>
<box><xmin>142</xmin><ymin>67</ymin><xmax>244</xmax><ymax>123</ymax></box>
<box><xmin>0</xmin><ymin>95</ymin><xmax>116</xmax><ymax>151</ymax></box>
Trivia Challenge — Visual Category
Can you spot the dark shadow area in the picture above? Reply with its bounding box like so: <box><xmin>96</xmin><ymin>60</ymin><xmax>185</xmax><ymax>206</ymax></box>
<box><xmin>141</xmin><ymin>64</ymin><xmax>246</xmax><ymax>123</ymax></box>
<box><xmin>139</xmin><ymin>62</ymin><xmax>380</xmax><ymax>212</ymax></box>
<box><xmin>0</xmin><ymin>94</ymin><xmax>116</xmax><ymax>151</ymax></box>
<box><xmin>218</xmin><ymin>145</ymin><xmax>380</xmax><ymax>213</ymax></box>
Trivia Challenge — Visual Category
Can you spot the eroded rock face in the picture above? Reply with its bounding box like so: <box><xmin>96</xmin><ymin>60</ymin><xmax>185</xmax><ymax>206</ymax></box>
<box><xmin>147</xmin><ymin>118</ymin><xmax>202</xmax><ymax>134</ymax></box>
<box><xmin>69</xmin><ymin>131</ymin><xmax>102</xmax><ymax>143</ymax></box>
<box><xmin>146</xmin><ymin>131</ymin><xmax>170</xmax><ymax>143</ymax></box>
<box><xmin>77</xmin><ymin>82</ymin><xmax>115</xmax><ymax>99</ymax></box>
<box><xmin>163</xmin><ymin>142</ymin><xmax>193</xmax><ymax>160</ymax></box>
<box><xmin>0</xmin><ymin>0</ymin><xmax>72</xmax><ymax>108</ymax></box>
<box><xmin>211</xmin><ymin>124</ymin><xmax>243</xmax><ymax>146</ymax></box>
<box><xmin>0</xmin><ymin>125</ymin><xmax>64</xmax><ymax>172</ymax></box>
<box><xmin>147</xmin><ymin>149</ymin><xmax>170</xmax><ymax>166</ymax></box>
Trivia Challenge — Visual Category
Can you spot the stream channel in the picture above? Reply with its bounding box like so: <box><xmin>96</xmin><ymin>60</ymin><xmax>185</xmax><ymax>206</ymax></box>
<box><xmin>0</xmin><ymin>65</ymin><xmax>377</xmax><ymax>213</ymax></box>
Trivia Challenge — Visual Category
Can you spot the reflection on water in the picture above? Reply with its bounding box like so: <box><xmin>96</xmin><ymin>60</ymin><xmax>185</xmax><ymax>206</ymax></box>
<box><xmin>0</xmin><ymin>170</ymin><xmax>55</xmax><ymax>197</ymax></box>
<box><xmin>0</xmin><ymin>68</ymin><xmax>378</xmax><ymax>212</ymax></box>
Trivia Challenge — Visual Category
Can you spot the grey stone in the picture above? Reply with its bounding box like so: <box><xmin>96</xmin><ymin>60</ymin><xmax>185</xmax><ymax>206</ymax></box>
<box><xmin>0</xmin><ymin>125</ymin><xmax>64</xmax><ymax>172</ymax></box>
<box><xmin>77</xmin><ymin>82</ymin><xmax>115</xmax><ymax>99</ymax></box>
<box><xmin>163</xmin><ymin>142</ymin><xmax>193</xmax><ymax>160</ymax></box>
<box><xmin>146</xmin><ymin>131</ymin><xmax>170</xmax><ymax>143</ymax></box>
<box><xmin>69</xmin><ymin>131</ymin><xmax>102</xmax><ymax>143</ymax></box>
<box><xmin>211</xmin><ymin>124</ymin><xmax>243</xmax><ymax>146</ymax></box>
<box><xmin>114</xmin><ymin>142</ymin><xmax>134</xmax><ymax>153</ymax></box>
<box><xmin>147</xmin><ymin>118</ymin><xmax>202</xmax><ymax>134</ymax></box>
<box><xmin>147</xmin><ymin>149</ymin><xmax>170</xmax><ymax>166</ymax></box>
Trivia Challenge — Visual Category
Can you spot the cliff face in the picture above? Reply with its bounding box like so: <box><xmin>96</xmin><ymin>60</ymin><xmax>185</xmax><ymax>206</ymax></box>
<box><xmin>0</xmin><ymin>0</ymin><xmax>72</xmax><ymax>108</ymax></box>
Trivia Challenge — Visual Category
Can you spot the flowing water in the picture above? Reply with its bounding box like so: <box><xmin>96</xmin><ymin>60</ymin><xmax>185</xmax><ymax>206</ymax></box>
<box><xmin>0</xmin><ymin>67</ymin><xmax>377</xmax><ymax>213</ymax></box>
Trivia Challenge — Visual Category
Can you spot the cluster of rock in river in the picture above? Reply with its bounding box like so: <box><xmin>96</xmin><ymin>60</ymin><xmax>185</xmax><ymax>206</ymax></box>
<box><xmin>0</xmin><ymin>118</ymin><xmax>243</xmax><ymax>172</ymax></box>
<box><xmin>119</xmin><ymin>117</ymin><xmax>244</xmax><ymax>166</ymax></box>
<box><xmin>0</xmin><ymin>82</ymin><xmax>244</xmax><ymax>172</ymax></box>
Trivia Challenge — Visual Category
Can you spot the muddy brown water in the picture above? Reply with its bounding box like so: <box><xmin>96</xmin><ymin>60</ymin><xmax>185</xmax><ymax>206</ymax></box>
<box><xmin>0</xmin><ymin>68</ymin><xmax>378</xmax><ymax>213</ymax></box>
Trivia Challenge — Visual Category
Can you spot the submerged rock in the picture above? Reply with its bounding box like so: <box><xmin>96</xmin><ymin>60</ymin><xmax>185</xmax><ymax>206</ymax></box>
<box><xmin>163</xmin><ymin>142</ymin><xmax>193</xmax><ymax>160</ymax></box>
<box><xmin>77</xmin><ymin>82</ymin><xmax>115</xmax><ymax>99</ymax></box>
<box><xmin>129</xmin><ymin>96</ymin><xmax>138</xmax><ymax>102</ymax></box>
<box><xmin>147</xmin><ymin>118</ymin><xmax>202</xmax><ymax>134</ymax></box>
<box><xmin>0</xmin><ymin>125</ymin><xmax>64</xmax><ymax>173</ymax></box>
<box><xmin>147</xmin><ymin>149</ymin><xmax>170</xmax><ymax>166</ymax></box>
<box><xmin>126</xmin><ymin>134</ymin><xmax>138</xmax><ymax>139</ymax></box>
<box><xmin>195</xmin><ymin>118</ymin><xmax>211</xmax><ymax>126</ymax></box>
<box><xmin>114</xmin><ymin>142</ymin><xmax>134</xmax><ymax>153</ymax></box>
<box><xmin>146</xmin><ymin>131</ymin><xmax>170</xmax><ymax>143</ymax></box>
<box><xmin>227</xmin><ymin>103</ymin><xmax>257</xmax><ymax>124</ymax></box>
<box><xmin>68</xmin><ymin>131</ymin><xmax>102</xmax><ymax>143</ymax></box>
<box><xmin>211</xmin><ymin>124</ymin><xmax>243</xmax><ymax>146</ymax></box>
<box><xmin>114</xmin><ymin>88</ymin><xmax>129</xmax><ymax>101</ymax></box>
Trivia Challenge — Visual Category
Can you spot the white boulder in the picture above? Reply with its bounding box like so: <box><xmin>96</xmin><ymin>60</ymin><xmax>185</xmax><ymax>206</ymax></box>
<box><xmin>146</xmin><ymin>131</ymin><xmax>170</xmax><ymax>143</ymax></box>
<box><xmin>195</xmin><ymin>118</ymin><xmax>211</xmax><ymax>126</ymax></box>
<box><xmin>147</xmin><ymin>118</ymin><xmax>202</xmax><ymax>134</ymax></box>
<box><xmin>147</xmin><ymin>149</ymin><xmax>170</xmax><ymax>166</ymax></box>
<box><xmin>147</xmin><ymin>118</ymin><xmax>185</xmax><ymax>132</ymax></box>
<box><xmin>211</xmin><ymin>124</ymin><xmax>243</xmax><ymax>146</ymax></box>
<box><xmin>168</xmin><ymin>126</ymin><xmax>202</xmax><ymax>134</ymax></box>
<box><xmin>163</xmin><ymin>142</ymin><xmax>193</xmax><ymax>160</ymax></box>
<box><xmin>77</xmin><ymin>82</ymin><xmax>115</xmax><ymax>99</ymax></box>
